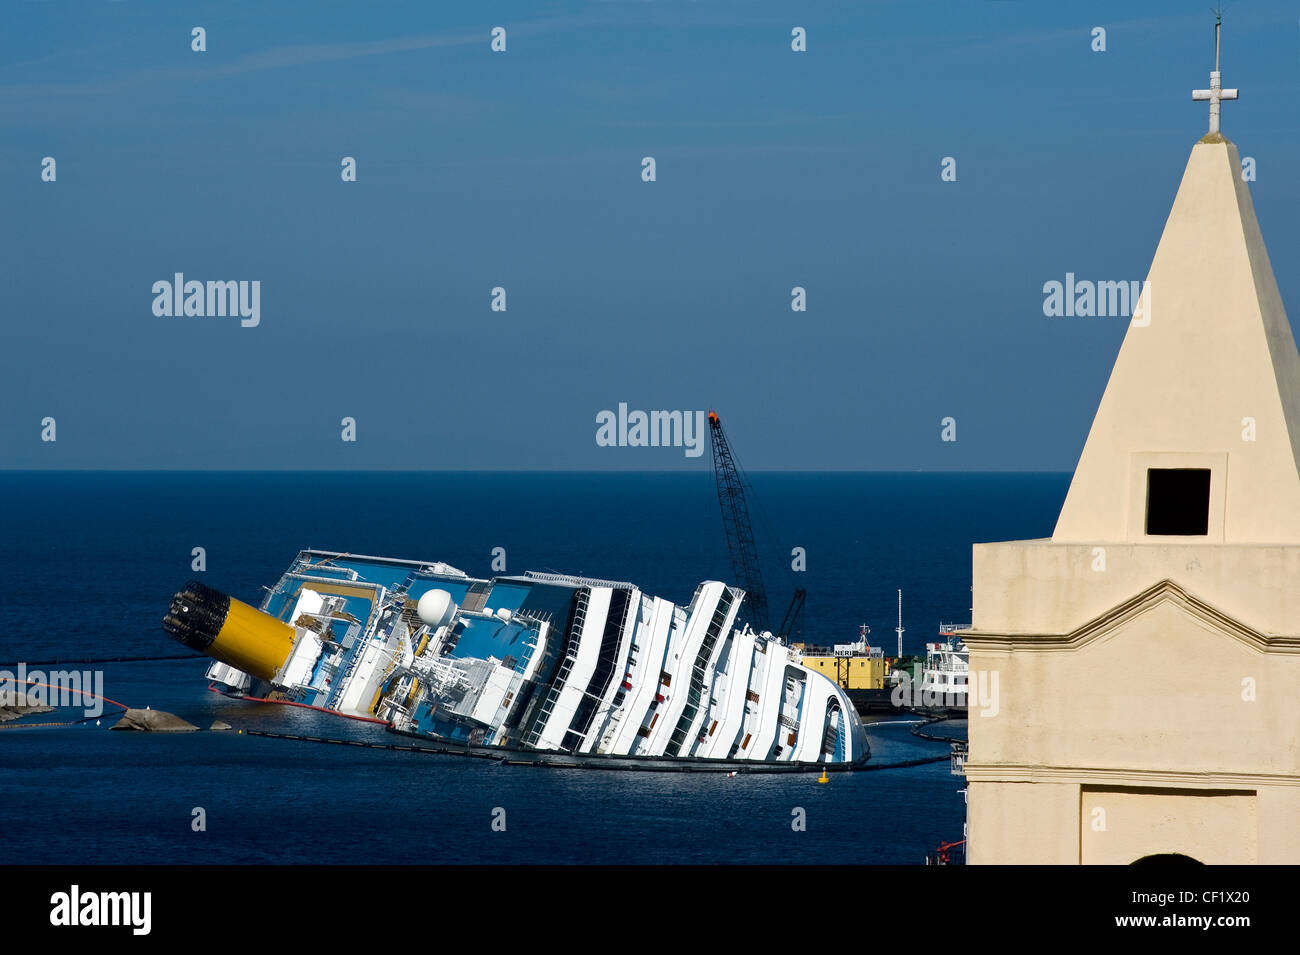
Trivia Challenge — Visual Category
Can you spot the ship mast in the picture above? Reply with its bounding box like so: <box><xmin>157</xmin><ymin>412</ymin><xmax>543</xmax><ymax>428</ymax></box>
<box><xmin>895</xmin><ymin>589</ymin><xmax>904</xmax><ymax>658</ymax></box>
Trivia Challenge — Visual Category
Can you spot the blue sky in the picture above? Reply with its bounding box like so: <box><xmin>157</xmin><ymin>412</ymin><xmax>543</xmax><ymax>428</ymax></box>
<box><xmin>3</xmin><ymin>0</ymin><xmax>1299</xmax><ymax>470</ymax></box>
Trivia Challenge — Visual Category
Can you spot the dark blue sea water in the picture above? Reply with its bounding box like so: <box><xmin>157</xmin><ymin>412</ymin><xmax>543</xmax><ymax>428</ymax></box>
<box><xmin>0</xmin><ymin>471</ymin><xmax>1068</xmax><ymax>864</ymax></box>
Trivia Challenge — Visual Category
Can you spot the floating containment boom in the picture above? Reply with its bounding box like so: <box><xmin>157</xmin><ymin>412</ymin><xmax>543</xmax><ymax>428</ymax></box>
<box><xmin>163</xmin><ymin>580</ymin><xmax>295</xmax><ymax>681</ymax></box>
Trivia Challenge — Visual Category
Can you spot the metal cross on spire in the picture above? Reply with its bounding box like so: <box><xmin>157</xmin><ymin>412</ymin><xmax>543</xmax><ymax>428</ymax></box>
<box><xmin>1192</xmin><ymin>9</ymin><xmax>1238</xmax><ymax>135</ymax></box>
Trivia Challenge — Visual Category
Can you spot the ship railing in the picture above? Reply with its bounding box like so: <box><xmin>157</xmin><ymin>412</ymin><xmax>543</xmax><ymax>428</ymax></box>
<box><xmin>950</xmin><ymin>741</ymin><xmax>968</xmax><ymax>776</ymax></box>
<box><xmin>383</xmin><ymin>697</ymin><xmax>415</xmax><ymax>728</ymax></box>
<box><xmin>523</xmin><ymin>589</ymin><xmax>588</xmax><ymax>747</ymax></box>
<box><xmin>524</xmin><ymin>570</ymin><xmax>636</xmax><ymax>590</ymax></box>
<box><xmin>412</xmin><ymin>656</ymin><xmax>474</xmax><ymax>694</ymax></box>
<box><xmin>327</xmin><ymin>620</ymin><xmax>397</xmax><ymax>709</ymax></box>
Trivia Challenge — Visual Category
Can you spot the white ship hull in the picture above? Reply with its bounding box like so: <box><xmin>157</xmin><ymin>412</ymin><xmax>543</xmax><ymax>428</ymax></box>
<box><xmin>175</xmin><ymin>551</ymin><xmax>869</xmax><ymax>768</ymax></box>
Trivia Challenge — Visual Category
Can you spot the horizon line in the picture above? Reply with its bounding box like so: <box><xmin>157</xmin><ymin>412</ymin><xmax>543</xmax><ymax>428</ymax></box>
<box><xmin>0</xmin><ymin>467</ymin><xmax>1075</xmax><ymax>475</ymax></box>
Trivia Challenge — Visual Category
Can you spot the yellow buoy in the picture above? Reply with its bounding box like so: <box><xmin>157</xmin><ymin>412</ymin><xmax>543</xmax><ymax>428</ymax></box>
<box><xmin>818</xmin><ymin>769</ymin><xmax>830</xmax><ymax>784</ymax></box>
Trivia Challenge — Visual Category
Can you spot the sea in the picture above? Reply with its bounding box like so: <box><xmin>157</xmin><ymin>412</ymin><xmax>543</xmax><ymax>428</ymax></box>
<box><xmin>0</xmin><ymin>471</ymin><xmax>1069</xmax><ymax>865</ymax></box>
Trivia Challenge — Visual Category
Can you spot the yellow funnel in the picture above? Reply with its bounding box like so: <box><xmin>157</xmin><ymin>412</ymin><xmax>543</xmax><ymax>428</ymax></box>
<box><xmin>163</xmin><ymin>580</ymin><xmax>296</xmax><ymax>681</ymax></box>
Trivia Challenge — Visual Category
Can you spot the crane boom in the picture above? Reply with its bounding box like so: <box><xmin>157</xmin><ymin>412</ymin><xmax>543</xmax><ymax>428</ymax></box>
<box><xmin>776</xmin><ymin>587</ymin><xmax>806</xmax><ymax>642</ymax></box>
<box><xmin>708</xmin><ymin>411</ymin><xmax>770</xmax><ymax>633</ymax></box>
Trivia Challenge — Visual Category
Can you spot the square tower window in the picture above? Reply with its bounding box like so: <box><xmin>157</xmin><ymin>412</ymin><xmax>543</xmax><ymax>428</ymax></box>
<box><xmin>1145</xmin><ymin>468</ymin><xmax>1211</xmax><ymax>536</ymax></box>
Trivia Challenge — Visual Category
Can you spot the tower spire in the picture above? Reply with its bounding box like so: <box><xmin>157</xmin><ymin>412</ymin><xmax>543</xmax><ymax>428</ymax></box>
<box><xmin>1193</xmin><ymin>8</ymin><xmax>1238</xmax><ymax>136</ymax></box>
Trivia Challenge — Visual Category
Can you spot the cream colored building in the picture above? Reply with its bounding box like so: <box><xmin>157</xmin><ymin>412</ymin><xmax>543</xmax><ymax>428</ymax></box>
<box><xmin>963</xmin><ymin>70</ymin><xmax>1300</xmax><ymax>863</ymax></box>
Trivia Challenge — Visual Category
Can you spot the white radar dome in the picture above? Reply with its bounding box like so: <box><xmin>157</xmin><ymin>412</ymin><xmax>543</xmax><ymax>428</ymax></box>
<box><xmin>416</xmin><ymin>589</ymin><xmax>458</xmax><ymax>628</ymax></box>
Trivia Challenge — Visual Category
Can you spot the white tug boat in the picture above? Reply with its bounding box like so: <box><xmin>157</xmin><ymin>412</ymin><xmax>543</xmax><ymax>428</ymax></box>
<box><xmin>164</xmin><ymin>550</ymin><xmax>869</xmax><ymax>769</ymax></box>
<box><xmin>917</xmin><ymin>624</ymin><xmax>970</xmax><ymax>708</ymax></box>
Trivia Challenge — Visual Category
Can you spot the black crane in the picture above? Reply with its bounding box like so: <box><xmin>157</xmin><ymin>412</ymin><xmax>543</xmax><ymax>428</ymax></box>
<box><xmin>775</xmin><ymin>586</ymin><xmax>806</xmax><ymax>643</ymax></box>
<box><xmin>708</xmin><ymin>411</ymin><xmax>805</xmax><ymax>638</ymax></box>
<box><xmin>708</xmin><ymin>411</ymin><xmax>770</xmax><ymax>632</ymax></box>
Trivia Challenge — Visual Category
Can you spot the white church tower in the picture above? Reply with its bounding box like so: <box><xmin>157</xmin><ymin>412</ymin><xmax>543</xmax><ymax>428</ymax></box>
<box><xmin>963</xmin><ymin>23</ymin><xmax>1300</xmax><ymax>864</ymax></box>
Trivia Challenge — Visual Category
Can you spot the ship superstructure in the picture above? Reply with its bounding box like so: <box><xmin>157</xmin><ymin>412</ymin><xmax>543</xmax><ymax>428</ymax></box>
<box><xmin>165</xmin><ymin>550</ymin><xmax>868</xmax><ymax>767</ymax></box>
<box><xmin>918</xmin><ymin>625</ymin><xmax>970</xmax><ymax>705</ymax></box>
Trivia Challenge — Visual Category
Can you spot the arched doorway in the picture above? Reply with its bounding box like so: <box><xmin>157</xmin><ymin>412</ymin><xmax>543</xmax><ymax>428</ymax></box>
<box><xmin>1131</xmin><ymin>853</ymin><xmax>1203</xmax><ymax>866</ymax></box>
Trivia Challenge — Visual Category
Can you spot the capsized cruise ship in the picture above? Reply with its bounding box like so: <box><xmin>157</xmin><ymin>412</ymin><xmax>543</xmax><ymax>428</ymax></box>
<box><xmin>163</xmin><ymin>550</ymin><xmax>868</xmax><ymax>768</ymax></box>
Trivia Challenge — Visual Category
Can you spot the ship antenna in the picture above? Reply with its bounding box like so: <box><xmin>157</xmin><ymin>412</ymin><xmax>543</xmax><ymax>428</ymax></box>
<box><xmin>895</xmin><ymin>589</ymin><xmax>905</xmax><ymax>659</ymax></box>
